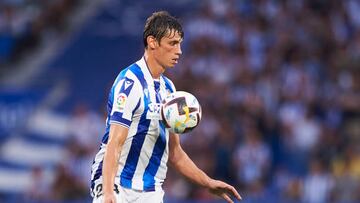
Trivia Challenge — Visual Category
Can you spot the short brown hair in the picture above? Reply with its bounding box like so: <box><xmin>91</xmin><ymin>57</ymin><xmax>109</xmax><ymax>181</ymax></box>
<box><xmin>143</xmin><ymin>11</ymin><xmax>184</xmax><ymax>48</ymax></box>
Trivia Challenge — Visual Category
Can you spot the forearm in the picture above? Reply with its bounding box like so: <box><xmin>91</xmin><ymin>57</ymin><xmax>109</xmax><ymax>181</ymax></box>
<box><xmin>171</xmin><ymin>150</ymin><xmax>211</xmax><ymax>188</ymax></box>
<box><xmin>102</xmin><ymin>124</ymin><xmax>128</xmax><ymax>195</ymax></box>
<box><xmin>102</xmin><ymin>142</ymin><xmax>121</xmax><ymax>194</ymax></box>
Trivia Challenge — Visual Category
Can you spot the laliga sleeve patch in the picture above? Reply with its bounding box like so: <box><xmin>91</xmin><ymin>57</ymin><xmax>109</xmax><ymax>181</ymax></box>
<box><xmin>116</xmin><ymin>93</ymin><xmax>127</xmax><ymax>112</ymax></box>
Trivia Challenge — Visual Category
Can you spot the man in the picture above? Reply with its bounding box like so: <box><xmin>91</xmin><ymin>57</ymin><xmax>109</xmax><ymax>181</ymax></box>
<box><xmin>90</xmin><ymin>11</ymin><xmax>241</xmax><ymax>203</ymax></box>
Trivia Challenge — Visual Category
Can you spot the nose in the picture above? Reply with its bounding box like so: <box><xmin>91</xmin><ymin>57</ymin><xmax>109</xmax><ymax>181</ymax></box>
<box><xmin>176</xmin><ymin>44</ymin><xmax>182</xmax><ymax>56</ymax></box>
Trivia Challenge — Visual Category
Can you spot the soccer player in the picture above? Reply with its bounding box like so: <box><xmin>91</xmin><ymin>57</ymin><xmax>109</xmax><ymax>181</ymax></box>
<box><xmin>90</xmin><ymin>11</ymin><xmax>242</xmax><ymax>203</ymax></box>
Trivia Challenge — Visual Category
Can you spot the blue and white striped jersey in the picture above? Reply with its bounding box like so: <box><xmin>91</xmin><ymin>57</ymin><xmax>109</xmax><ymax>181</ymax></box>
<box><xmin>90</xmin><ymin>57</ymin><xmax>176</xmax><ymax>194</ymax></box>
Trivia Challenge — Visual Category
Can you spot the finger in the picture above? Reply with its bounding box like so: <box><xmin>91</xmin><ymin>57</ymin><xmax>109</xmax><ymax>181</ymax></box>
<box><xmin>227</xmin><ymin>185</ymin><xmax>242</xmax><ymax>200</ymax></box>
<box><xmin>221</xmin><ymin>193</ymin><xmax>234</xmax><ymax>203</ymax></box>
<box><xmin>221</xmin><ymin>183</ymin><xmax>241</xmax><ymax>200</ymax></box>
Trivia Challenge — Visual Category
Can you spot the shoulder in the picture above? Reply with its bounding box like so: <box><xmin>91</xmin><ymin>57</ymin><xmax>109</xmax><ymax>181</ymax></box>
<box><xmin>113</xmin><ymin>64</ymin><xmax>143</xmax><ymax>91</ymax></box>
<box><xmin>116</xmin><ymin>64</ymin><xmax>139</xmax><ymax>80</ymax></box>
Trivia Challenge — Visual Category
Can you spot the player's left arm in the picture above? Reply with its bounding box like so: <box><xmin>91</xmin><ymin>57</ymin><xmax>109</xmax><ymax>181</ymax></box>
<box><xmin>168</xmin><ymin>133</ymin><xmax>242</xmax><ymax>203</ymax></box>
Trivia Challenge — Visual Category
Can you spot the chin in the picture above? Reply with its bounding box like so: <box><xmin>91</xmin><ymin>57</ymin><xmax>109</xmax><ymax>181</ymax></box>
<box><xmin>167</xmin><ymin>64</ymin><xmax>176</xmax><ymax>69</ymax></box>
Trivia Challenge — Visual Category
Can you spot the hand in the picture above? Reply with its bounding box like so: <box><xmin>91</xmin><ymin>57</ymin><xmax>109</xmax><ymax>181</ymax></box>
<box><xmin>208</xmin><ymin>179</ymin><xmax>242</xmax><ymax>203</ymax></box>
<box><xmin>103</xmin><ymin>192</ymin><xmax>116</xmax><ymax>203</ymax></box>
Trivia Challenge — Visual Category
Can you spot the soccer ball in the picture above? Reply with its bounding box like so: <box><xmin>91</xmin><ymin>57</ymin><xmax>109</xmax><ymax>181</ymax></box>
<box><xmin>161</xmin><ymin>91</ymin><xmax>202</xmax><ymax>134</ymax></box>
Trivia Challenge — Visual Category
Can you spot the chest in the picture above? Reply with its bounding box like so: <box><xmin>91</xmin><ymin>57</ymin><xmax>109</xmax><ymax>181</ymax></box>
<box><xmin>139</xmin><ymin>82</ymin><xmax>170</xmax><ymax>120</ymax></box>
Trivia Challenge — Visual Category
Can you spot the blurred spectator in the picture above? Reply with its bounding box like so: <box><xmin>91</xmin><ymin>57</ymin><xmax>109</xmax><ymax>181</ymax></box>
<box><xmin>285</xmin><ymin>108</ymin><xmax>322</xmax><ymax>174</ymax></box>
<box><xmin>25</xmin><ymin>166</ymin><xmax>50</xmax><ymax>202</ymax></box>
<box><xmin>301</xmin><ymin>159</ymin><xmax>334</xmax><ymax>203</ymax></box>
<box><xmin>68</xmin><ymin>103</ymin><xmax>103</xmax><ymax>154</ymax></box>
<box><xmin>62</xmin><ymin>138</ymin><xmax>94</xmax><ymax>195</ymax></box>
<box><xmin>64</xmin><ymin>103</ymin><xmax>103</xmax><ymax>192</ymax></box>
<box><xmin>51</xmin><ymin>163</ymin><xmax>87</xmax><ymax>201</ymax></box>
<box><xmin>233</xmin><ymin>126</ymin><xmax>271</xmax><ymax>188</ymax></box>
<box><xmin>0</xmin><ymin>0</ymin><xmax>80</xmax><ymax>67</ymax></box>
<box><xmin>332</xmin><ymin>144</ymin><xmax>360</xmax><ymax>202</ymax></box>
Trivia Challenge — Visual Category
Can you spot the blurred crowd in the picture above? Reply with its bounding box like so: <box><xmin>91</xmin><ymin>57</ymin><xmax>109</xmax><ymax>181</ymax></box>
<box><xmin>23</xmin><ymin>103</ymin><xmax>103</xmax><ymax>202</ymax></box>
<box><xmin>0</xmin><ymin>0</ymin><xmax>80</xmax><ymax>69</ymax></box>
<box><xmin>167</xmin><ymin>0</ymin><xmax>359</xmax><ymax>202</ymax></box>
<box><xmin>2</xmin><ymin>0</ymin><xmax>359</xmax><ymax>203</ymax></box>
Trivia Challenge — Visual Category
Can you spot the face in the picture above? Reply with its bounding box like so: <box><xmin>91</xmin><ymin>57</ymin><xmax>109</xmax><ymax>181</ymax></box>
<box><xmin>153</xmin><ymin>30</ymin><xmax>183</xmax><ymax>69</ymax></box>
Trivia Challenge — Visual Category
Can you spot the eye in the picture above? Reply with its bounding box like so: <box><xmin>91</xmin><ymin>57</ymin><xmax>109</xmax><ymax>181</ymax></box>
<box><xmin>170</xmin><ymin>41</ymin><xmax>179</xmax><ymax>46</ymax></box>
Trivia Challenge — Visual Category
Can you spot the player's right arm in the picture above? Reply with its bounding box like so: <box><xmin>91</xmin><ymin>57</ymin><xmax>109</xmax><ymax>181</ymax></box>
<box><xmin>101</xmin><ymin>72</ymin><xmax>141</xmax><ymax>203</ymax></box>
<box><xmin>102</xmin><ymin>124</ymin><xmax>128</xmax><ymax>203</ymax></box>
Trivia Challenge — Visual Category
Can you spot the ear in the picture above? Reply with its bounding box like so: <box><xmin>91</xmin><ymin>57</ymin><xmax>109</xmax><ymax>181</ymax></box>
<box><xmin>147</xmin><ymin>36</ymin><xmax>157</xmax><ymax>49</ymax></box>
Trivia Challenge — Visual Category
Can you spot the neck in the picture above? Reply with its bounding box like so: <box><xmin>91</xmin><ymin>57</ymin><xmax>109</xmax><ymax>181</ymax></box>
<box><xmin>144</xmin><ymin>51</ymin><xmax>164</xmax><ymax>79</ymax></box>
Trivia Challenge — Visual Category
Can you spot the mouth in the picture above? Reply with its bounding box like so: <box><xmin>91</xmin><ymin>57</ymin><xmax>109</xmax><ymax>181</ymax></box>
<box><xmin>172</xmin><ymin>58</ymin><xmax>178</xmax><ymax>64</ymax></box>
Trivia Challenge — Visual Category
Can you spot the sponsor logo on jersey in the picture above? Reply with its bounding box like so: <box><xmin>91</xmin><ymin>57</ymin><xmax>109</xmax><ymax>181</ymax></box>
<box><xmin>146</xmin><ymin>102</ymin><xmax>162</xmax><ymax>120</ymax></box>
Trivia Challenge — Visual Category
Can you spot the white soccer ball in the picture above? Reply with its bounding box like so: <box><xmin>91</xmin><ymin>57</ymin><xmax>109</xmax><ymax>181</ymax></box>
<box><xmin>161</xmin><ymin>91</ymin><xmax>202</xmax><ymax>134</ymax></box>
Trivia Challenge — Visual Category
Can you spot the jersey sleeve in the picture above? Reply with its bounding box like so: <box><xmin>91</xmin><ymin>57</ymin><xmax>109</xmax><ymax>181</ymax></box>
<box><xmin>109</xmin><ymin>73</ymin><xmax>141</xmax><ymax>128</ymax></box>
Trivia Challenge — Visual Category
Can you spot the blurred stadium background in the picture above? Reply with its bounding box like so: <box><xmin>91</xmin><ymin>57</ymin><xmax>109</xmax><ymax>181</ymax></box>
<box><xmin>0</xmin><ymin>0</ymin><xmax>359</xmax><ymax>203</ymax></box>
